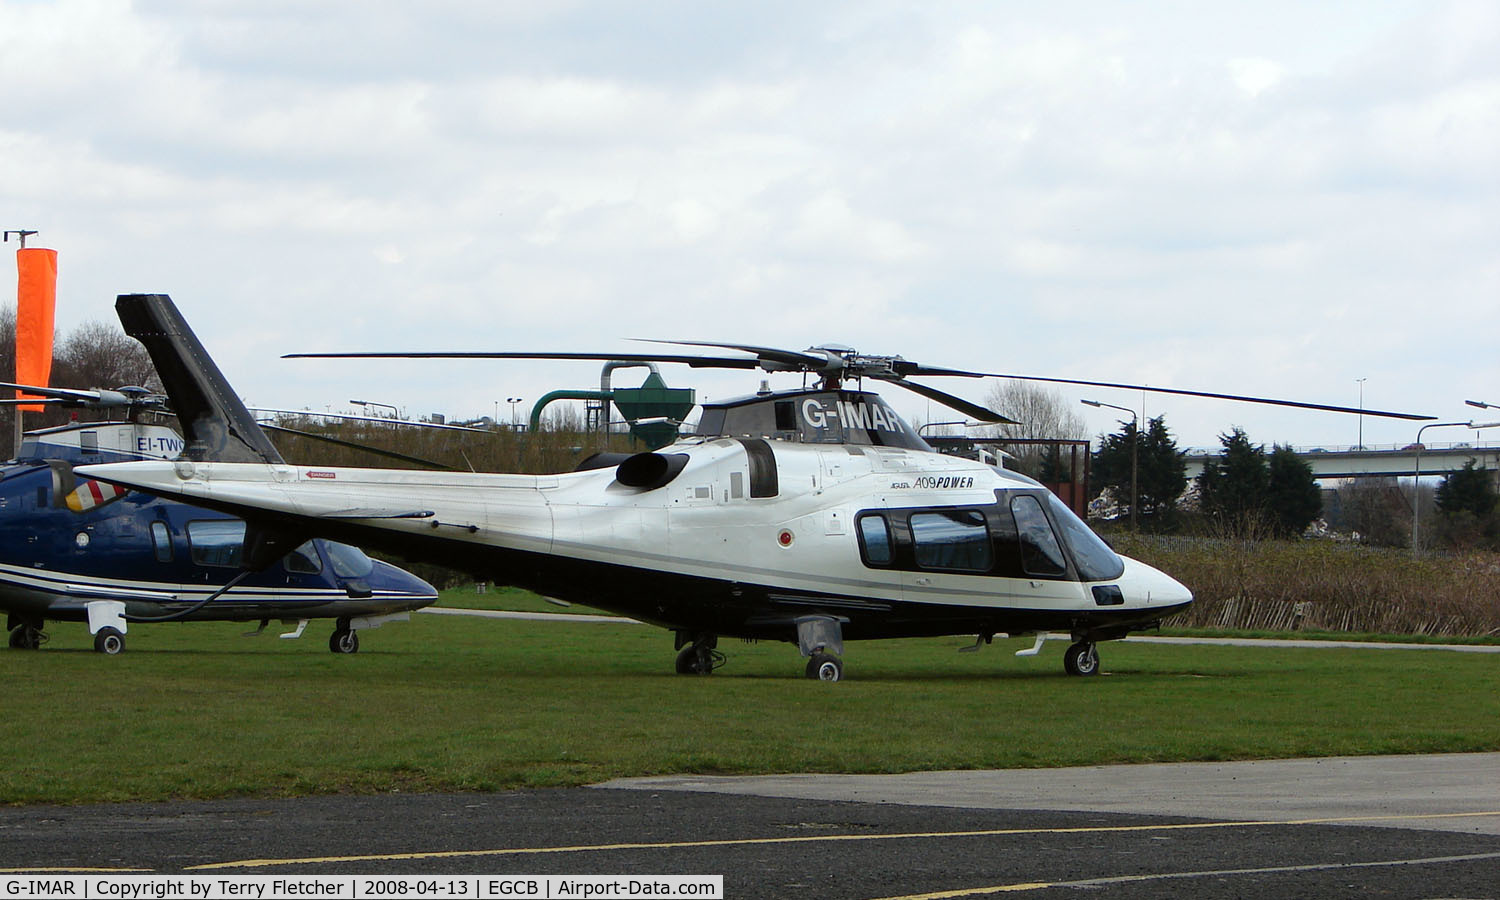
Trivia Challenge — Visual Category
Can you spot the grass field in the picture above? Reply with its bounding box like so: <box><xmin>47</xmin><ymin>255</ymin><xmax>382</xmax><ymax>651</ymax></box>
<box><xmin>4</xmin><ymin>607</ymin><xmax>1498</xmax><ymax>805</ymax></box>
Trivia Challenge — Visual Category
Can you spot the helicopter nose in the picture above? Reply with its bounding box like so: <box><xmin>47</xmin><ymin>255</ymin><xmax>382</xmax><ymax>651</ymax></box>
<box><xmin>368</xmin><ymin>559</ymin><xmax>440</xmax><ymax>610</ymax></box>
<box><xmin>1118</xmin><ymin>556</ymin><xmax>1194</xmax><ymax>611</ymax></box>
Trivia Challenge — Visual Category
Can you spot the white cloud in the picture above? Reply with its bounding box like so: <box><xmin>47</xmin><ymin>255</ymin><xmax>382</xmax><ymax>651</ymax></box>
<box><xmin>1228</xmin><ymin>58</ymin><xmax>1285</xmax><ymax>98</ymax></box>
<box><xmin>0</xmin><ymin>0</ymin><xmax>1495</xmax><ymax>449</ymax></box>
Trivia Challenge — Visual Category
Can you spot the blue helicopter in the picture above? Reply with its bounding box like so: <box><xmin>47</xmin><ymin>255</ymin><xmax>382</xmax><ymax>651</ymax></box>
<box><xmin>1</xmin><ymin>389</ymin><xmax>438</xmax><ymax>655</ymax></box>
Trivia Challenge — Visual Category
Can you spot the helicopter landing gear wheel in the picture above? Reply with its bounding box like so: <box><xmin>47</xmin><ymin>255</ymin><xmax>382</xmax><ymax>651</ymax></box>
<box><xmin>329</xmin><ymin>626</ymin><xmax>359</xmax><ymax>654</ymax></box>
<box><xmin>805</xmin><ymin>652</ymin><xmax>843</xmax><ymax>682</ymax></box>
<box><xmin>674</xmin><ymin>635</ymin><xmax>721</xmax><ymax>675</ymax></box>
<box><xmin>9</xmin><ymin>622</ymin><xmax>44</xmax><ymax>650</ymax></box>
<box><xmin>674</xmin><ymin>645</ymin><xmax>708</xmax><ymax>675</ymax></box>
<box><xmin>1063</xmin><ymin>641</ymin><xmax>1099</xmax><ymax>676</ymax></box>
<box><xmin>93</xmin><ymin>627</ymin><xmax>125</xmax><ymax>655</ymax></box>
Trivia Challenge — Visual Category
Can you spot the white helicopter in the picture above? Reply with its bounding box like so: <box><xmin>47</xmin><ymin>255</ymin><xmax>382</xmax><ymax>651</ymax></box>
<box><xmin>81</xmin><ymin>294</ymin><xmax>1431</xmax><ymax>680</ymax></box>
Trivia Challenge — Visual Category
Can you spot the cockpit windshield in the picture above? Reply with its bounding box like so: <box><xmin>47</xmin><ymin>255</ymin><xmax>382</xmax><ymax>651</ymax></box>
<box><xmin>324</xmin><ymin>541</ymin><xmax>375</xmax><ymax>579</ymax></box>
<box><xmin>1045</xmin><ymin>493</ymin><xmax>1125</xmax><ymax>582</ymax></box>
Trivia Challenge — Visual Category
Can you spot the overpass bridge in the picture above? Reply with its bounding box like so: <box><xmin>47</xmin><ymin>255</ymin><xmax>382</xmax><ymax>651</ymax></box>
<box><xmin>1182</xmin><ymin>441</ymin><xmax>1500</xmax><ymax>482</ymax></box>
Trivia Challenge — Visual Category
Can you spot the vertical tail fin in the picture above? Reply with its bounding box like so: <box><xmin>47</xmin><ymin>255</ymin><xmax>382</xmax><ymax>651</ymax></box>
<box><xmin>115</xmin><ymin>293</ymin><xmax>285</xmax><ymax>465</ymax></box>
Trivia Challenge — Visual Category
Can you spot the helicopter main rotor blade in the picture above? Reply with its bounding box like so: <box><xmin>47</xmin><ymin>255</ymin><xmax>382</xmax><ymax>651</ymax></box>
<box><xmin>881</xmin><ymin>378</ymin><xmax>1019</xmax><ymax>425</ymax></box>
<box><xmin>285</xmin><ymin>343</ymin><xmax>1431</xmax><ymax>421</ymax></box>
<box><xmin>633</xmin><ymin>339</ymin><xmax>829</xmax><ymax>370</ymax></box>
<box><xmin>0</xmin><ymin>381</ymin><xmax>106</xmax><ymax>405</ymax></box>
<box><xmin>250</xmin><ymin>407</ymin><xmax>490</xmax><ymax>432</ymax></box>
<box><xmin>981</xmin><ymin>373</ymin><xmax>1434</xmax><ymax>421</ymax></box>
<box><xmin>258</xmin><ymin>423</ymin><xmax>454</xmax><ymax>470</ymax></box>
<box><xmin>283</xmin><ymin>351</ymin><xmax>762</xmax><ymax>370</ymax></box>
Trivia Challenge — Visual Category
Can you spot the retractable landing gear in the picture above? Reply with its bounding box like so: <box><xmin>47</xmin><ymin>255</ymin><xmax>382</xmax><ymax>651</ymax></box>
<box><xmin>797</xmin><ymin>616</ymin><xmax>845</xmax><ymax>682</ymax></box>
<box><xmin>1063</xmin><ymin>640</ymin><xmax>1099</xmax><ymax>677</ymax></box>
<box><xmin>327</xmin><ymin>613</ymin><xmax>410</xmax><ymax>654</ymax></box>
<box><xmin>7</xmin><ymin>616</ymin><xmax>45</xmax><ymax>650</ymax></box>
<box><xmin>673</xmin><ymin>632</ymin><xmax>722</xmax><ymax>674</ymax></box>
<box><xmin>329</xmin><ymin>622</ymin><xmax>359</xmax><ymax>654</ymax></box>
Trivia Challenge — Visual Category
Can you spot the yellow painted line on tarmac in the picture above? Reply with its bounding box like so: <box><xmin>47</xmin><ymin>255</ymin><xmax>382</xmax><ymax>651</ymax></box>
<box><xmin>0</xmin><ymin>868</ymin><xmax>154</xmax><ymax>873</ymax></box>
<box><xmin>184</xmin><ymin>810</ymin><xmax>1500</xmax><ymax>871</ymax></box>
<box><xmin>865</xmin><ymin>851</ymin><xmax>1500</xmax><ymax>899</ymax></box>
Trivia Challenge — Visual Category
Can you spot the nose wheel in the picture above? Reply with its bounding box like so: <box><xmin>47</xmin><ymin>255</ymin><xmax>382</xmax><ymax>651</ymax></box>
<box><xmin>329</xmin><ymin>623</ymin><xmax>359</xmax><ymax>654</ymax></box>
<box><xmin>1063</xmin><ymin>641</ymin><xmax>1099</xmax><ymax>676</ymax></box>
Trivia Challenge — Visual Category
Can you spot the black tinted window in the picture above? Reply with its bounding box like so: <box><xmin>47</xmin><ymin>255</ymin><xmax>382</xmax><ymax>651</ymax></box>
<box><xmin>911</xmin><ymin>509</ymin><xmax>991</xmax><ymax>572</ymax></box>
<box><xmin>186</xmin><ymin>519</ymin><xmax>244</xmax><ymax>568</ymax></box>
<box><xmin>1011</xmin><ymin>496</ymin><xmax>1066</xmax><ymax>576</ymax></box>
<box><xmin>857</xmin><ymin>514</ymin><xmax>893</xmax><ymax>567</ymax></box>
<box><xmin>1047</xmin><ymin>493</ymin><xmax>1124</xmax><ymax>581</ymax></box>
<box><xmin>284</xmin><ymin>541</ymin><xmax>322</xmax><ymax>574</ymax></box>
<box><xmin>150</xmin><ymin>520</ymin><xmax>172</xmax><ymax>563</ymax></box>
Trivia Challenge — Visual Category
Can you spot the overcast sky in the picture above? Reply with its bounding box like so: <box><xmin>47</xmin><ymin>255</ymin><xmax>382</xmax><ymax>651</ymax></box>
<box><xmin>2</xmin><ymin>0</ymin><xmax>1496</xmax><ymax>449</ymax></box>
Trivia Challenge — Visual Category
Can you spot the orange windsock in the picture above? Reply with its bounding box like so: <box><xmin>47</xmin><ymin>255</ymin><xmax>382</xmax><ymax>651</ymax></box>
<box><xmin>15</xmin><ymin>248</ymin><xmax>58</xmax><ymax>412</ymax></box>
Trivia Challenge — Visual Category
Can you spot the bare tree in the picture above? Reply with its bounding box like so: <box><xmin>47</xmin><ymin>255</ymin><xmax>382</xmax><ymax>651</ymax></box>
<box><xmin>1</xmin><ymin>305</ymin><xmax>14</xmax><ymax>454</ymax></box>
<box><xmin>983</xmin><ymin>381</ymin><xmax>1089</xmax><ymax>441</ymax></box>
<box><xmin>1336</xmin><ymin>476</ymin><xmax>1412</xmax><ymax>547</ymax></box>
<box><xmin>982</xmin><ymin>381</ymin><xmax>1089</xmax><ymax>480</ymax></box>
<box><xmin>52</xmin><ymin>319</ymin><xmax>160</xmax><ymax>392</ymax></box>
<box><xmin>1</xmin><ymin>310</ymin><xmax>162</xmax><ymax>442</ymax></box>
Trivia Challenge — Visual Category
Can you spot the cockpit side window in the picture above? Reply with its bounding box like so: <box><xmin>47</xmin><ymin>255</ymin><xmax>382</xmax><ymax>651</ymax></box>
<box><xmin>1010</xmin><ymin>495</ymin><xmax>1067</xmax><ymax>577</ymax></box>
<box><xmin>284</xmin><ymin>541</ymin><xmax>323</xmax><ymax>574</ymax></box>
<box><xmin>986</xmin><ymin>500</ymin><xmax>1025</xmax><ymax>577</ymax></box>
<box><xmin>186</xmin><ymin>519</ymin><xmax>246</xmax><ymax>568</ymax></box>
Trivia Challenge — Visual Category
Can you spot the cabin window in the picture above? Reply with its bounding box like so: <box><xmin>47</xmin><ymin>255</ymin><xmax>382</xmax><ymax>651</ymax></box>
<box><xmin>856</xmin><ymin>514</ymin><xmax>893</xmax><ymax>567</ymax></box>
<box><xmin>284</xmin><ymin>541</ymin><xmax>322</xmax><ymax>574</ymax></box>
<box><xmin>910</xmin><ymin>509</ymin><xmax>992</xmax><ymax>572</ymax></box>
<box><xmin>1046</xmin><ymin>493</ymin><xmax>1124</xmax><ymax>581</ymax></box>
<box><xmin>150</xmin><ymin>521</ymin><xmax>173</xmax><ymax>563</ymax></box>
<box><xmin>1011</xmin><ymin>495</ymin><xmax>1066</xmax><ymax>577</ymax></box>
<box><xmin>186</xmin><ymin>519</ymin><xmax>245</xmax><ymax>568</ymax></box>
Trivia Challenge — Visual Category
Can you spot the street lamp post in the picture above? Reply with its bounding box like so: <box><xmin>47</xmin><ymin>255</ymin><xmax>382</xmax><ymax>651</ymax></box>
<box><xmin>1083</xmin><ymin>399</ymin><xmax>1137</xmax><ymax>531</ymax></box>
<box><xmin>507</xmin><ymin>397</ymin><xmax>524</xmax><ymax>430</ymax></box>
<box><xmin>349</xmin><ymin>398</ymin><xmax>399</xmax><ymax>419</ymax></box>
<box><xmin>1355</xmin><ymin>377</ymin><xmax>1367</xmax><ymax>450</ymax></box>
<box><xmin>1411</xmin><ymin>420</ymin><xmax>1472</xmax><ymax>556</ymax></box>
